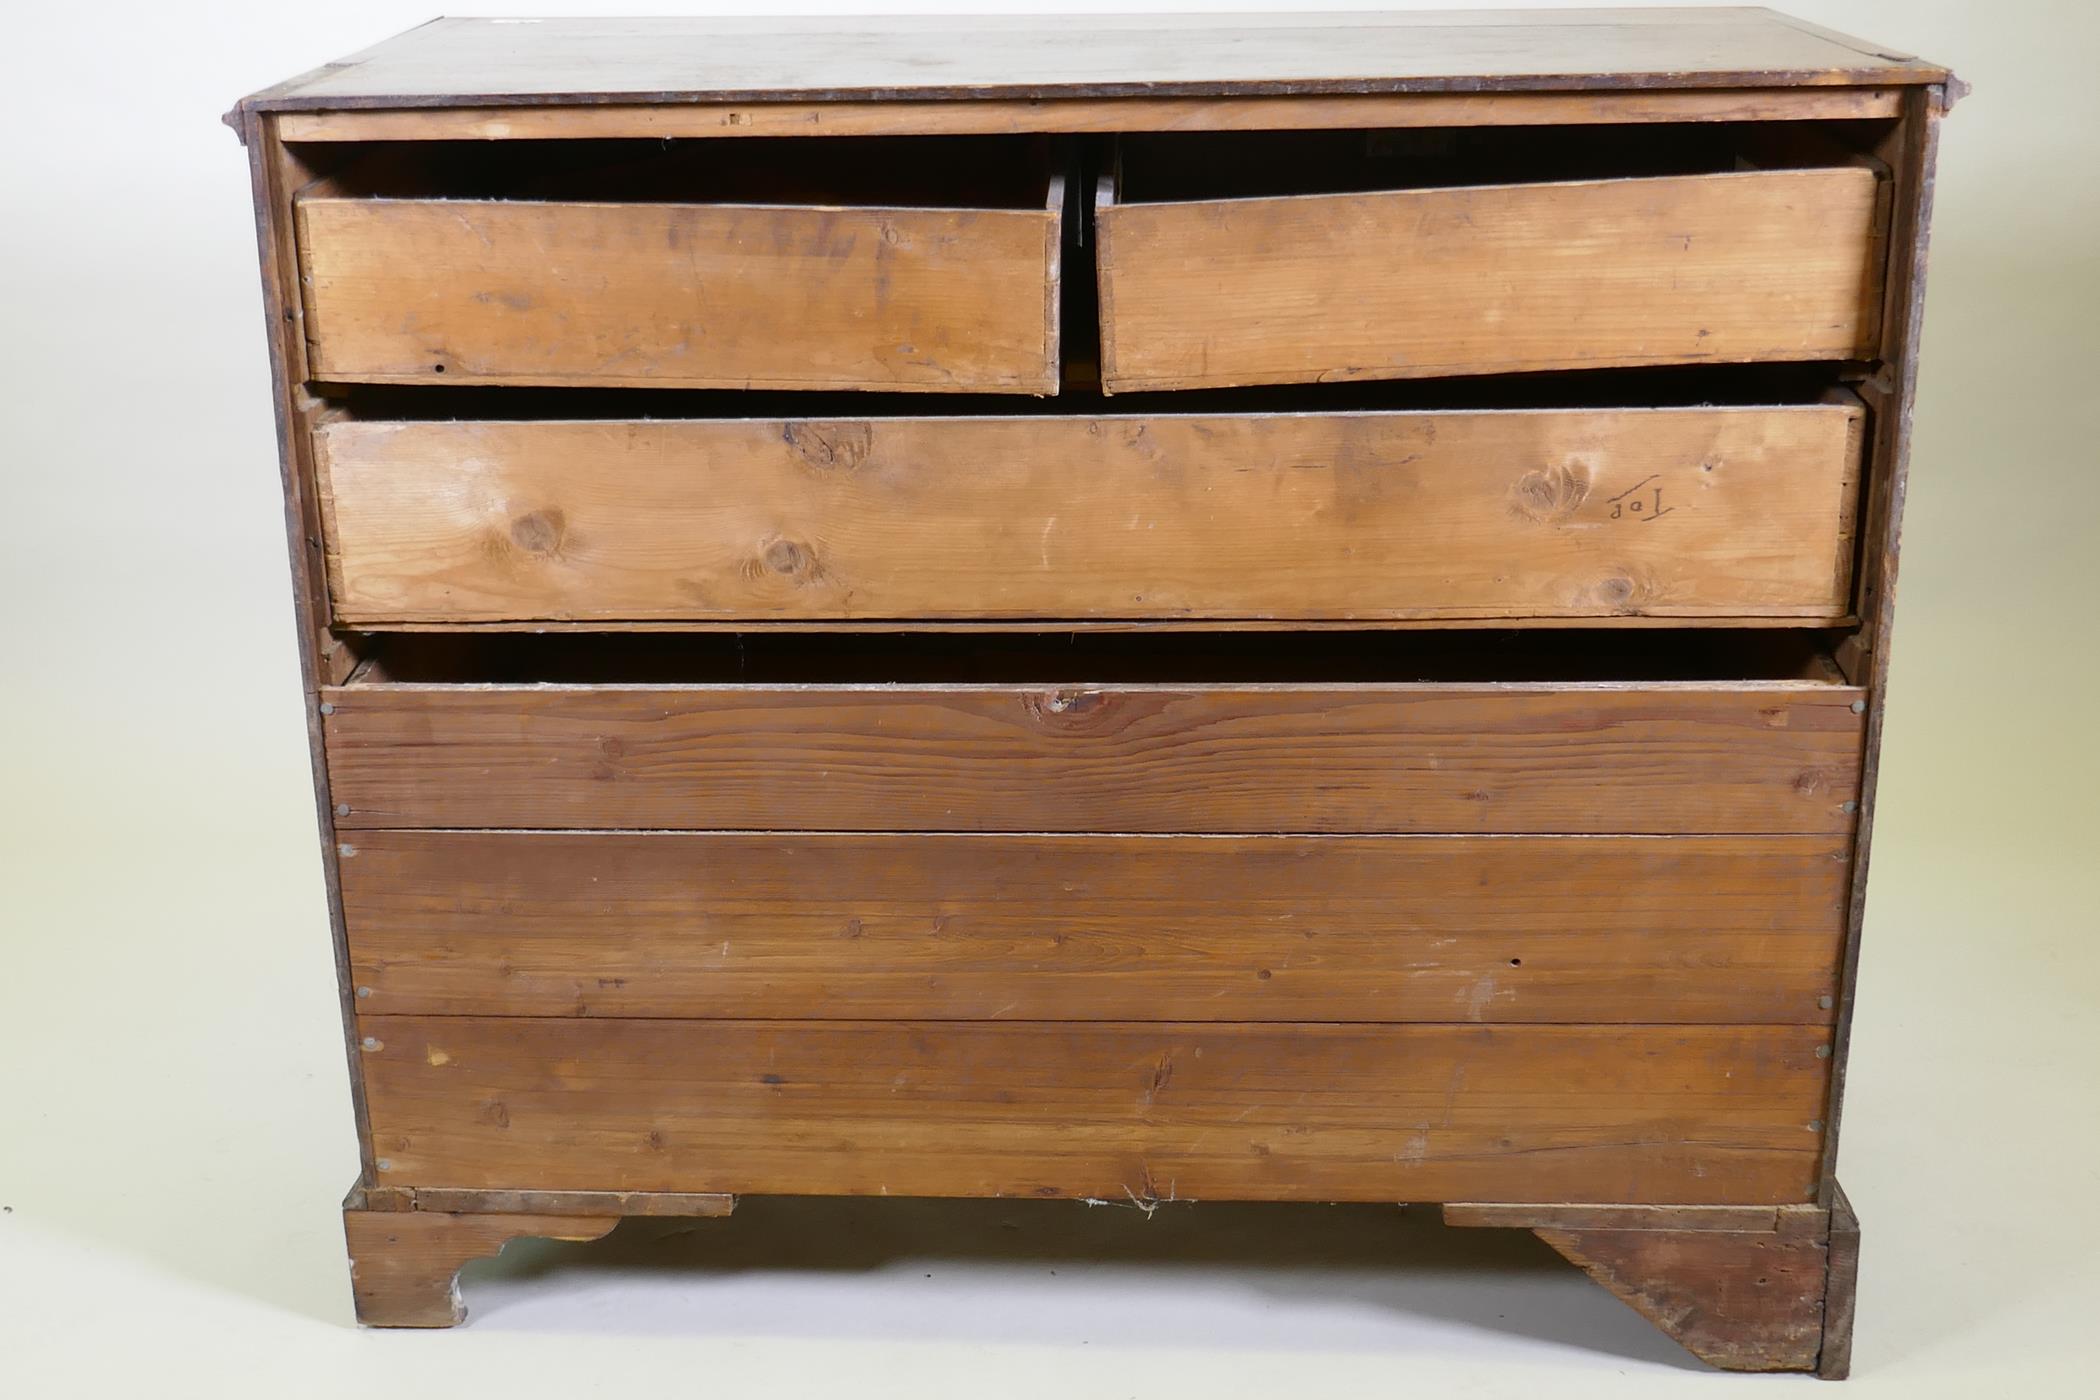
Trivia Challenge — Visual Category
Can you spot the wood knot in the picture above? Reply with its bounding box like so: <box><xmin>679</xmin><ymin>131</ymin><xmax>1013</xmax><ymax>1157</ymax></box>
<box><xmin>783</xmin><ymin>421</ymin><xmax>874</xmax><ymax>472</ymax></box>
<box><xmin>1509</xmin><ymin>462</ymin><xmax>1591</xmax><ymax>522</ymax></box>
<box><xmin>1592</xmin><ymin>571</ymin><xmax>1654</xmax><ymax>610</ymax></box>
<box><xmin>758</xmin><ymin>537</ymin><xmax>827</xmax><ymax>585</ymax></box>
<box><xmin>508</xmin><ymin>508</ymin><xmax>566</xmax><ymax>555</ymax></box>
<box><xmin>1022</xmin><ymin>690</ymin><xmax>1110</xmax><ymax>727</ymax></box>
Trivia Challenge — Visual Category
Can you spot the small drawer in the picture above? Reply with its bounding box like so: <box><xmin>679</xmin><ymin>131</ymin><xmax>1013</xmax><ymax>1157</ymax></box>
<box><xmin>314</xmin><ymin>395</ymin><xmax>1863</xmax><ymax>625</ymax></box>
<box><xmin>1095</xmin><ymin>128</ymin><xmax>1888</xmax><ymax>392</ymax></box>
<box><xmin>294</xmin><ymin>138</ymin><xmax>1064</xmax><ymax>392</ymax></box>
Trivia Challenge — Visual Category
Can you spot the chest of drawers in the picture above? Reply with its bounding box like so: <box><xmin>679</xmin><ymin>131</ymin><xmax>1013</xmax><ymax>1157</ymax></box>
<box><xmin>229</xmin><ymin>11</ymin><xmax>1956</xmax><ymax>1375</ymax></box>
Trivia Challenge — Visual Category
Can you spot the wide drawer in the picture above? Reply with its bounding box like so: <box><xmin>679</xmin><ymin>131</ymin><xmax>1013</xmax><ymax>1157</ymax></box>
<box><xmin>315</xmin><ymin>400</ymin><xmax>1863</xmax><ymax>624</ymax></box>
<box><xmin>1095</xmin><ymin>131</ymin><xmax>1887</xmax><ymax>392</ymax></box>
<box><xmin>323</xmin><ymin>642</ymin><xmax>1865</xmax><ymax>834</ymax></box>
<box><xmin>294</xmin><ymin>139</ymin><xmax>1064</xmax><ymax>392</ymax></box>
<box><xmin>341</xmin><ymin>831</ymin><xmax>1848</xmax><ymax>1024</ymax></box>
<box><xmin>354</xmin><ymin>1017</ymin><xmax>1827</xmax><ymax>1204</ymax></box>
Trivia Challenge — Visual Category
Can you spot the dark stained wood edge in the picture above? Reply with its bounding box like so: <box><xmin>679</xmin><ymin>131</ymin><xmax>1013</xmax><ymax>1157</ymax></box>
<box><xmin>1820</xmin><ymin>84</ymin><xmax>1948</xmax><ymax>1206</ymax></box>
<box><xmin>336</xmin><ymin>616</ymin><xmax>1860</xmax><ymax>635</ymax></box>
<box><xmin>233</xmin><ymin>72</ymin><xmax>1952</xmax><ymax>117</ymax></box>
<box><xmin>410</xmin><ymin>1189</ymin><xmax>737</xmax><ymax>1218</ymax></box>
<box><xmin>269</xmin><ymin>87</ymin><xmax>1908</xmax><ymax>141</ymax></box>
<box><xmin>1818</xmin><ymin>1181</ymin><xmax>1861</xmax><ymax>1379</ymax></box>
<box><xmin>244</xmin><ymin>109</ymin><xmax>374</xmax><ymax>1184</ymax></box>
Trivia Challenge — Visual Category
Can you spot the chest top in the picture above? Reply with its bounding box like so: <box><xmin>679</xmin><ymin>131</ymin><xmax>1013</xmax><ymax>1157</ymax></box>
<box><xmin>234</xmin><ymin>8</ymin><xmax>1948</xmax><ymax>111</ymax></box>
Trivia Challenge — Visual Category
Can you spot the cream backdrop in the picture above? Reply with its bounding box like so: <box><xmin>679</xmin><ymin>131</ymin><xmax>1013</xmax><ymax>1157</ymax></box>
<box><xmin>1</xmin><ymin>2</ymin><xmax>2093</xmax><ymax>1396</ymax></box>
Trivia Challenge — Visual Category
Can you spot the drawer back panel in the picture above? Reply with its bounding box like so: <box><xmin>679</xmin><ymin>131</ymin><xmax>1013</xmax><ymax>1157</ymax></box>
<box><xmin>1096</xmin><ymin>123</ymin><xmax>1892</xmax><ymax>392</ymax></box>
<box><xmin>314</xmin><ymin>400</ymin><xmax>1863</xmax><ymax>625</ymax></box>
<box><xmin>294</xmin><ymin>136</ymin><xmax>1065</xmax><ymax>393</ymax></box>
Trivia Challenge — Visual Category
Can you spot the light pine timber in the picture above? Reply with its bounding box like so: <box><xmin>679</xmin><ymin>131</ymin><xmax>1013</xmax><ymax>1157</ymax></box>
<box><xmin>295</xmin><ymin>182</ymin><xmax>1061</xmax><ymax>392</ymax></box>
<box><xmin>321</xmin><ymin>682</ymin><xmax>1867</xmax><ymax>835</ymax></box>
<box><xmin>314</xmin><ymin>406</ymin><xmax>1864</xmax><ymax>624</ymax></box>
<box><xmin>340</xmin><ymin>831</ymin><xmax>1849</xmax><ymax>1024</ymax></box>
<box><xmin>273</xmin><ymin>87</ymin><xmax>1905</xmax><ymax>142</ymax></box>
<box><xmin>1096</xmin><ymin>167</ymin><xmax>1885</xmax><ymax>391</ymax></box>
<box><xmin>356</xmin><ymin>1017</ymin><xmax>1830</xmax><ymax>1204</ymax></box>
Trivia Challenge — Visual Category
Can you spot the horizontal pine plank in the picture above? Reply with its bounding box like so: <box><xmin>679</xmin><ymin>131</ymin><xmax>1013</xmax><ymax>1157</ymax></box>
<box><xmin>1097</xmin><ymin>168</ymin><xmax>1884</xmax><ymax>390</ymax></box>
<box><xmin>342</xmin><ymin>831</ymin><xmax>1848</xmax><ymax>1023</ymax></box>
<box><xmin>322</xmin><ymin>683</ymin><xmax>1865</xmax><ymax>834</ymax></box>
<box><xmin>357</xmin><ymin>1017</ymin><xmax>1829</xmax><ymax>1204</ymax></box>
<box><xmin>315</xmin><ymin>405</ymin><xmax>1862</xmax><ymax>624</ymax></box>
<box><xmin>297</xmin><ymin>195</ymin><xmax>1059</xmax><ymax>392</ymax></box>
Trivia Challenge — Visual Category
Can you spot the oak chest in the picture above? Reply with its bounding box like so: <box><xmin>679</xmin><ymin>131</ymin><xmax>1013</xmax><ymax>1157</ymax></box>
<box><xmin>228</xmin><ymin>10</ymin><xmax>1957</xmax><ymax>1374</ymax></box>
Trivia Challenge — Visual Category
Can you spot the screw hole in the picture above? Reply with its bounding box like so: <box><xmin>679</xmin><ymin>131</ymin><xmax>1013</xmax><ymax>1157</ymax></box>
<box><xmin>432</xmin><ymin>363</ymin><xmax>446</xmax><ymax>373</ymax></box>
<box><xmin>1508</xmin><ymin>957</ymin><xmax>1522</xmax><ymax>967</ymax></box>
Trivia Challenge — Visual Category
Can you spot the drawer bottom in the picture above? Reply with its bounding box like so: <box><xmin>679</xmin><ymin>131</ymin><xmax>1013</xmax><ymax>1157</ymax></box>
<box><xmin>359</xmin><ymin>1017</ymin><xmax>1828</xmax><ymax>1206</ymax></box>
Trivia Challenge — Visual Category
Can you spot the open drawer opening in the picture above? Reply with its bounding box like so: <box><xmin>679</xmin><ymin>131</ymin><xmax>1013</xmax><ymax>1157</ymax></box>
<box><xmin>292</xmin><ymin>136</ymin><xmax>1067</xmax><ymax>394</ymax></box>
<box><xmin>326</xmin><ymin>630</ymin><xmax>1864</xmax><ymax>838</ymax></box>
<box><xmin>303</xmin><ymin>135</ymin><xmax>1063</xmax><ymax>209</ymax></box>
<box><xmin>352</xmin><ymin>629</ymin><xmax>1852</xmax><ymax>688</ymax></box>
<box><xmin>1108</xmin><ymin>121</ymin><xmax>1891</xmax><ymax>203</ymax></box>
<box><xmin>1094</xmin><ymin>121</ymin><xmax>1891</xmax><ymax>393</ymax></box>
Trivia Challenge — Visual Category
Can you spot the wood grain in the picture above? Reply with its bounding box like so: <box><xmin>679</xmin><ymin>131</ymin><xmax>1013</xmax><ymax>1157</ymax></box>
<box><xmin>1822</xmin><ymin>86</ymin><xmax>1951</xmax><ymax>1205</ymax></box>
<box><xmin>274</xmin><ymin>87</ymin><xmax>1905</xmax><ymax>142</ymax></box>
<box><xmin>1534</xmin><ymin>1222</ymin><xmax>1831</xmax><ymax>1371</ymax></box>
<box><xmin>357</xmin><ymin>1017</ymin><xmax>1830</xmax><ymax>1204</ymax></box>
<box><xmin>314</xmin><ymin>406</ymin><xmax>1863</xmax><ymax>624</ymax></box>
<box><xmin>1819</xmin><ymin>1182</ymin><xmax>1861</xmax><ymax>1378</ymax></box>
<box><xmin>340</xmin><ymin>831</ymin><xmax>1848</xmax><ymax>1024</ymax></box>
<box><xmin>1097</xmin><ymin>168</ymin><xmax>1884</xmax><ymax>391</ymax></box>
<box><xmin>321</xmin><ymin>682</ymin><xmax>1866</xmax><ymax>835</ymax></box>
<box><xmin>342</xmin><ymin>1195</ymin><xmax>616</xmax><ymax>1327</ymax></box>
<box><xmin>296</xmin><ymin>188</ymin><xmax>1061</xmax><ymax>392</ymax></box>
<box><xmin>236</xmin><ymin>13</ymin><xmax>1948</xmax><ymax>111</ymax></box>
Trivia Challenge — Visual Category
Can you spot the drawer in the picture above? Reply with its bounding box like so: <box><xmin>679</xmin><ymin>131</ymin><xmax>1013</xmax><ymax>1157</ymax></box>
<box><xmin>315</xmin><ymin>397</ymin><xmax>1863</xmax><ymax>624</ymax></box>
<box><xmin>341</xmin><ymin>831</ymin><xmax>1848</xmax><ymax>1024</ymax></box>
<box><xmin>354</xmin><ymin>1017</ymin><xmax>1829</xmax><ymax>1204</ymax></box>
<box><xmin>323</xmin><ymin>633</ymin><xmax>1865</xmax><ymax>834</ymax></box>
<box><xmin>294</xmin><ymin>138</ymin><xmax>1064</xmax><ymax>392</ymax></box>
<box><xmin>1095</xmin><ymin>128</ymin><xmax>1888</xmax><ymax>392</ymax></box>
